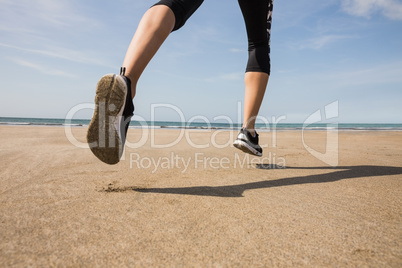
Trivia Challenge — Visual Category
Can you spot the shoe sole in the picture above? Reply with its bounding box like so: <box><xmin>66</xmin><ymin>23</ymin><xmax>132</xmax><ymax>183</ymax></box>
<box><xmin>87</xmin><ymin>74</ymin><xmax>127</xmax><ymax>165</ymax></box>
<box><xmin>233</xmin><ymin>139</ymin><xmax>262</xmax><ymax>157</ymax></box>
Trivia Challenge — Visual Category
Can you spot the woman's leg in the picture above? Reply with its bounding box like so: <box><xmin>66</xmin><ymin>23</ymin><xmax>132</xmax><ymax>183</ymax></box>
<box><xmin>88</xmin><ymin>0</ymin><xmax>203</xmax><ymax>164</ymax></box>
<box><xmin>122</xmin><ymin>0</ymin><xmax>204</xmax><ymax>99</ymax></box>
<box><xmin>242</xmin><ymin>72</ymin><xmax>269</xmax><ymax>134</ymax></box>
<box><xmin>122</xmin><ymin>5</ymin><xmax>175</xmax><ymax>99</ymax></box>
<box><xmin>238</xmin><ymin>0</ymin><xmax>273</xmax><ymax>136</ymax></box>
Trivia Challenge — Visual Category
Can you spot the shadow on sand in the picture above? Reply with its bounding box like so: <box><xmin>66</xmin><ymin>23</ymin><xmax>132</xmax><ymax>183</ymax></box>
<box><xmin>133</xmin><ymin>165</ymin><xmax>402</xmax><ymax>198</ymax></box>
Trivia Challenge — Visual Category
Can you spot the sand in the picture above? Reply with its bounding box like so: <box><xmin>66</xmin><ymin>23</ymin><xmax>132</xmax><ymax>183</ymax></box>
<box><xmin>0</xmin><ymin>125</ymin><xmax>401</xmax><ymax>267</ymax></box>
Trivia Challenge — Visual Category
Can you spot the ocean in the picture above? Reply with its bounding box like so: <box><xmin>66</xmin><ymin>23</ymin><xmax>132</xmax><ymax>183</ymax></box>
<box><xmin>1</xmin><ymin>117</ymin><xmax>401</xmax><ymax>131</ymax></box>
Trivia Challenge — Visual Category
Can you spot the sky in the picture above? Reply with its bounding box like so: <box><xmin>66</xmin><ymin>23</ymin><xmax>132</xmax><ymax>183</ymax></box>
<box><xmin>0</xmin><ymin>0</ymin><xmax>401</xmax><ymax>123</ymax></box>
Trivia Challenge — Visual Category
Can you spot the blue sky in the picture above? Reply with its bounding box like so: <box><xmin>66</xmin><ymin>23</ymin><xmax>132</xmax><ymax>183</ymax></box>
<box><xmin>0</xmin><ymin>0</ymin><xmax>401</xmax><ymax>123</ymax></box>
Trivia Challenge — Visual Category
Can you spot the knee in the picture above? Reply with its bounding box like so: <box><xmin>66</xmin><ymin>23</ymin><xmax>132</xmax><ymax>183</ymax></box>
<box><xmin>152</xmin><ymin>0</ymin><xmax>204</xmax><ymax>31</ymax></box>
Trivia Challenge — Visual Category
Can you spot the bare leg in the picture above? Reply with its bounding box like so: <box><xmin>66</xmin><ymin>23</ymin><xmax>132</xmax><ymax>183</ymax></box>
<box><xmin>122</xmin><ymin>5</ymin><xmax>175</xmax><ymax>99</ymax></box>
<box><xmin>242</xmin><ymin>72</ymin><xmax>269</xmax><ymax>136</ymax></box>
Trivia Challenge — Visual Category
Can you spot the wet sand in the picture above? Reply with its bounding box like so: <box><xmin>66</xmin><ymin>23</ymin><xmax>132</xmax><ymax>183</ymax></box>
<box><xmin>0</xmin><ymin>126</ymin><xmax>401</xmax><ymax>267</ymax></box>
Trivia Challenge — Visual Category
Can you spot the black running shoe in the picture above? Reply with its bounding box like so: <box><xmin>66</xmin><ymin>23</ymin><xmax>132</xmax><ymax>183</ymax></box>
<box><xmin>87</xmin><ymin>67</ymin><xmax>134</xmax><ymax>164</ymax></box>
<box><xmin>233</xmin><ymin>128</ymin><xmax>263</xmax><ymax>157</ymax></box>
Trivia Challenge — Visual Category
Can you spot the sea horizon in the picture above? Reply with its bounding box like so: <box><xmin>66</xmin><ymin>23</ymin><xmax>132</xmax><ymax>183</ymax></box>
<box><xmin>1</xmin><ymin>117</ymin><xmax>402</xmax><ymax>131</ymax></box>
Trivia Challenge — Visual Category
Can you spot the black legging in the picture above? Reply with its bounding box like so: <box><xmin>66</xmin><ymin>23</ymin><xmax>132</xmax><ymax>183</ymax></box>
<box><xmin>153</xmin><ymin>0</ymin><xmax>273</xmax><ymax>75</ymax></box>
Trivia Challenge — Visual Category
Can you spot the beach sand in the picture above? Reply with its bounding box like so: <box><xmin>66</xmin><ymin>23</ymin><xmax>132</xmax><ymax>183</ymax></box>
<box><xmin>0</xmin><ymin>125</ymin><xmax>401</xmax><ymax>267</ymax></box>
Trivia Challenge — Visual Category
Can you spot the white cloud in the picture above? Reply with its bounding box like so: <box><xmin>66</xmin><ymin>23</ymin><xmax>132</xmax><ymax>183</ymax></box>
<box><xmin>0</xmin><ymin>42</ymin><xmax>113</xmax><ymax>67</ymax></box>
<box><xmin>220</xmin><ymin>72</ymin><xmax>244</xmax><ymax>81</ymax></box>
<box><xmin>0</xmin><ymin>0</ymin><xmax>100</xmax><ymax>28</ymax></box>
<box><xmin>273</xmin><ymin>0</ymin><xmax>339</xmax><ymax>29</ymax></box>
<box><xmin>203</xmin><ymin>72</ymin><xmax>244</xmax><ymax>83</ymax></box>
<box><xmin>341</xmin><ymin>0</ymin><xmax>402</xmax><ymax>20</ymax></box>
<box><xmin>12</xmin><ymin>58</ymin><xmax>76</xmax><ymax>78</ymax></box>
<box><xmin>291</xmin><ymin>35</ymin><xmax>356</xmax><ymax>50</ymax></box>
<box><xmin>279</xmin><ymin>60</ymin><xmax>402</xmax><ymax>88</ymax></box>
<box><xmin>0</xmin><ymin>0</ymin><xmax>117</xmax><ymax>75</ymax></box>
<box><xmin>332</xmin><ymin>61</ymin><xmax>402</xmax><ymax>86</ymax></box>
<box><xmin>229</xmin><ymin>48</ymin><xmax>244</xmax><ymax>53</ymax></box>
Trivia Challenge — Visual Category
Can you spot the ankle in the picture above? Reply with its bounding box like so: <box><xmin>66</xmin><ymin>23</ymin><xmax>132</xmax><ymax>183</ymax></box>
<box><xmin>243</xmin><ymin>127</ymin><xmax>256</xmax><ymax>137</ymax></box>
<box><xmin>249</xmin><ymin>129</ymin><xmax>256</xmax><ymax>137</ymax></box>
<box><xmin>126</xmin><ymin>75</ymin><xmax>137</xmax><ymax>99</ymax></box>
<box><xmin>120</xmin><ymin>67</ymin><xmax>138</xmax><ymax>99</ymax></box>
